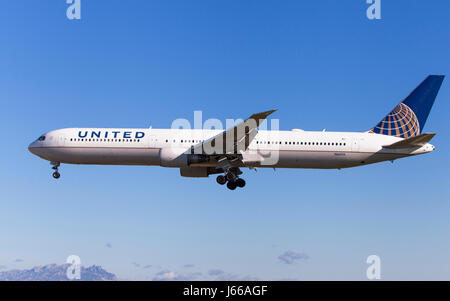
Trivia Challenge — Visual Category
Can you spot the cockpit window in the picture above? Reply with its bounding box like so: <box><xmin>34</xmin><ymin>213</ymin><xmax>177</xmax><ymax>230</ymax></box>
<box><xmin>37</xmin><ymin>135</ymin><xmax>46</xmax><ymax>141</ymax></box>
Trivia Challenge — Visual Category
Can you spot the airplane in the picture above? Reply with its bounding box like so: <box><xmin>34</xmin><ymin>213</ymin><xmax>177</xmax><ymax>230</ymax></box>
<box><xmin>28</xmin><ymin>75</ymin><xmax>444</xmax><ymax>190</ymax></box>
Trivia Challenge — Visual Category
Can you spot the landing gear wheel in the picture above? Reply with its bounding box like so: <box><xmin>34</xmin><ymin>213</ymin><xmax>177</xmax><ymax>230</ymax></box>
<box><xmin>50</xmin><ymin>162</ymin><xmax>61</xmax><ymax>179</ymax></box>
<box><xmin>226</xmin><ymin>172</ymin><xmax>236</xmax><ymax>182</ymax></box>
<box><xmin>216</xmin><ymin>175</ymin><xmax>227</xmax><ymax>185</ymax></box>
<box><xmin>226</xmin><ymin>181</ymin><xmax>237</xmax><ymax>190</ymax></box>
<box><xmin>235</xmin><ymin>178</ymin><xmax>246</xmax><ymax>188</ymax></box>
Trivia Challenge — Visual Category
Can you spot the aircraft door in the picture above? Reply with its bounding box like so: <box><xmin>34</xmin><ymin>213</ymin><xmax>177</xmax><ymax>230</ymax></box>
<box><xmin>57</xmin><ymin>135</ymin><xmax>66</xmax><ymax>147</ymax></box>
<box><xmin>148</xmin><ymin>134</ymin><xmax>158</xmax><ymax>148</ymax></box>
<box><xmin>351</xmin><ymin>139</ymin><xmax>359</xmax><ymax>152</ymax></box>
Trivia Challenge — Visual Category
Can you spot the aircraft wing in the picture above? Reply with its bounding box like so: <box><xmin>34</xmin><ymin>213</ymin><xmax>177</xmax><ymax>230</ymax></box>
<box><xmin>190</xmin><ymin>109</ymin><xmax>277</xmax><ymax>155</ymax></box>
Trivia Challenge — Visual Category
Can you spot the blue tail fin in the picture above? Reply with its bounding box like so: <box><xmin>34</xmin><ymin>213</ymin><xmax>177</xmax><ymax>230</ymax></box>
<box><xmin>369</xmin><ymin>75</ymin><xmax>445</xmax><ymax>138</ymax></box>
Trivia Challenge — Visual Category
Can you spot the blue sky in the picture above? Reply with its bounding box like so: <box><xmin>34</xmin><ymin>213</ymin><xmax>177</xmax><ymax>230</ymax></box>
<box><xmin>0</xmin><ymin>1</ymin><xmax>449</xmax><ymax>280</ymax></box>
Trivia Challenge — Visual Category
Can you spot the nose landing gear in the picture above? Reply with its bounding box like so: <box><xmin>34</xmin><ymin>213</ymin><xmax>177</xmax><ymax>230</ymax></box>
<box><xmin>51</xmin><ymin>161</ymin><xmax>61</xmax><ymax>179</ymax></box>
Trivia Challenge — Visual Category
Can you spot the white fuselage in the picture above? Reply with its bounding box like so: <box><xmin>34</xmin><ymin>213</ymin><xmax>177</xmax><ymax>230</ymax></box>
<box><xmin>28</xmin><ymin>128</ymin><xmax>434</xmax><ymax>171</ymax></box>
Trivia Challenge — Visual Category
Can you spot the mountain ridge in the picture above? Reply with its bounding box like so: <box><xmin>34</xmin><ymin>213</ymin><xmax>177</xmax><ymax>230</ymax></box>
<box><xmin>0</xmin><ymin>263</ymin><xmax>117</xmax><ymax>281</ymax></box>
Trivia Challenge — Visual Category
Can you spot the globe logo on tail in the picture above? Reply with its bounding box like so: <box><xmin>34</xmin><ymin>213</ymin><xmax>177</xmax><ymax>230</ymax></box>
<box><xmin>369</xmin><ymin>103</ymin><xmax>420</xmax><ymax>138</ymax></box>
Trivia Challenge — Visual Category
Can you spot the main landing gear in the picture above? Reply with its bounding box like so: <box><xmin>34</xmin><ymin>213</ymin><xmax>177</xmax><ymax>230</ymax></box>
<box><xmin>216</xmin><ymin>173</ymin><xmax>246</xmax><ymax>190</ymax></box>
<box><xmin>51</xmin><ymin>161</ymin><xmax>61</xmax><ymax>179</ymax></box>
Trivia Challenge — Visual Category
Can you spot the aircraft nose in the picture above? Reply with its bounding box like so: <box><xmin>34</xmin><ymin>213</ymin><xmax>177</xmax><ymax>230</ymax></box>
<box><xmin>28</xmin><ymin>141</ymin><xmax>39</xmax><ymax>155</ymax></box>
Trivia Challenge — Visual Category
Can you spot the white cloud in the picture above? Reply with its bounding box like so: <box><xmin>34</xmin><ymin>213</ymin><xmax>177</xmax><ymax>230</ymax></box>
<box><xmin>153</xmin><ymin>270</ymin><xmax>201</xmax><ymax>281</ymax></box>
<box><xmin>208</xmin><ymin>269</ymin><xmax>258</xmax><ymax>281</ymax></box>
<box><xmin>278</xmin><ymin>251</ymin><xmax>309</xmax><ymax>264</ymax></box>
<box><xmin>131</xmin><ymin>262</ymin><xmax>141</xmax><ymax>268</ymax></box>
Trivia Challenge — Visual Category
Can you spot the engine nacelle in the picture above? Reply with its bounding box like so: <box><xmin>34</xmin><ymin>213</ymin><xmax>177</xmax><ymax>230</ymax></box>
<box><xmin>180</xmin><ymin>167</ymin><xmax>210</xmax><ymax>178</ymax></box>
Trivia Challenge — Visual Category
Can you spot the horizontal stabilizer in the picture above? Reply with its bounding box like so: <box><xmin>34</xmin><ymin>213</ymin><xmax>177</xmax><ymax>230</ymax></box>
<box><xmin>382</xmin><ymin>133</ymin><xmax>435</xmax><ymax>149</ymax></box>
